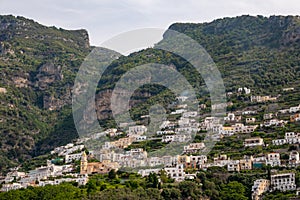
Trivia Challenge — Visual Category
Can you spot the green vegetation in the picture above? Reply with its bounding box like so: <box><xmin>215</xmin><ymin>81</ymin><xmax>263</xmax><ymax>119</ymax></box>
<box><xmin>0</xmin><ymin>169</ymin><xmax>259</xmax><ymax>200</ymax></box>
<box><xmin>0</xmin><ymin>14</ymin><xmax>300</xmax><ymax>178</ymax></box>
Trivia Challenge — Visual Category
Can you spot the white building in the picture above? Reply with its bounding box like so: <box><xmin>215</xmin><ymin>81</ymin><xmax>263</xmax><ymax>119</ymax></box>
<box><xmin>177</xmin><ymin>96</ymin><xmax>189</xmax><ymax>102</ymax></box>
<box><xmin>135</xmin><ymin>135</ymin><xmax>147</xmax><ymax>141</ymax></box>
<box><xmin>189</xmin><ymin>155</ymin><xmax>207</xmax><ymax>165</ymax></box>
<box><xmin>175</xmin><ymin>127</ymin><xmax>198</xmax><ymax>134</ymax></box>
<box><xmin>283</xmin><ymin>87</ymin><xmax>294</xmax><ymax>92</ymax></box>
<box><xmin>238</xmin><ymin>87</ymin><xmax>251</xmax><ymax>94</ymax></box>
<box><xmin>156</xmin><ymin>130</ymin><xmax>174</xmax><ymax>135</ymax></box>
<box><xmin>182</xmin><ymin>111</ymin><xmax>198</xmax><ymax>118</ymax></box>
<box><xmin>162</xmin><ymin>134</ymin><xmax>191</xmax><ymax>143</ymax></box>
<box><xmin>273</xmin><ymin>132</ymin><xmax>300</xmax><ymax>145</ymax></box>
<box><xmin>263</xmin><ymin>119</ymin><xmax>287</xmax><ymax>127</ymax></box>
<box><xmin>272</xmin><ymin>138</ymin><xmax>287</xmax><ymax>146</ymax></box>
<box><xmin>224</xmin><ymin>113</ymin><xmax>236</xmax><ymax>121</ymax></box>
<box><xmin>289</xmin><ymin>105</ymin><xmax>300</xmax><ymax>113</ymax></box>
<box><xmin>242</xmin><ymin>110</ymin><xmax>257</xmax><ymax>115</ymax></box>
<box><xmin>164</xmin><ymin>164</ymin><xmax>185</xmax><ymax>182</ymax></box>
<box><xmin>159</xmin><ymin>121</ymin><xmax>171</xmax><ymax>129</ymax></box>
<box><xmin>266</xmin><ymin>153</ymin><xmax>281</xmax><ymax>167</ymax></box>
<box><xmin>285</xmin><ymin>132</ymin><xmax>300</xmax><ymax>144</ymax></box>
<box><xmin>170</xmin><ymin>109</ymin><xmax>186</xmax><ymax>115</ymax></box>
<box><xmin>39</xmin><ymin>174</ymin><xmax>88</xmax><ymax>187</ymax></box>
<box><xmin>289</xmin><ymin>151</ymin><xmax>300</xmax><ymax>167</ymax></box>
<box><xmin>147</xmin><ymin>156</ymin><xmax>177</xmax><ymax>167</ymax></box>
<box><xmin>251</xmin><ymin>179</ymin><xmax>270</xmax><ymax>200</ymax></box>
<box><xmin>56</xmin><ymin>145</ymin><xmax>85</xmax><ymax>156</ymax></box>
<box><xmin>183</xmin><ymin>143</ymin><xmax>205</xmax><ymax>153</ymax></box>
<box><xmin>227</xmin><ymin>160</ymin><xmax>240</xmax><ymax>172</ymax></box>
<box><xmin>233</xmin><ymin>123</ymin><xmax>258</xmax><ymax>134</ymax></box>
<box><xmin>244</xmin><ymin>138</ymin><xmax>264</xmax><ymax>147</ymax></box>
<box><xmin>271</xmin><ymin>173</ymin><xmax>296</xmax><ymax>192</ymax></box>
<box><xmin>178</xmin><ymin>118</ymin><xmax>190</xmax><ymax>126</ymax></box>
<box><xmin>128</xmin><ymin>125</ymin><xmax>147</xmax><ymax>136</ymax></box>
<box><xmin>65</xmin><ymin>152</ymin><xmax>82</xmax><ymax>163</ymax></box>
<box><xmin>278</xmin><ymin>109</ymin><xmax>290</xmax><ymax>114</ymax></box>
<box><xmin>0</xmin><ymin>183</ymin><xmax>23</xmax><ymax>192</ymax></box>
<box><xmin>213</xmin><ymin>155</ymin><xmax>231</xmax><ymax>167</ymax></box>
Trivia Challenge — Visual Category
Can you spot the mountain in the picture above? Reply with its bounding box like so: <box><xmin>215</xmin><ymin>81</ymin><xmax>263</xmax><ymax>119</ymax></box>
<box><xmin>94</xmin><ymin>15</ymin><xmax>300</xmax><ymax>128</ymax></box>
<box><xmin>0</xmin><ymin>15</ymin><xmax>91</xmax><ymax>171</ymax></box>
<box><xmin>0</xmin><ymin>14</ymin><xmax>300</xmax><ymax>172</ymax></box>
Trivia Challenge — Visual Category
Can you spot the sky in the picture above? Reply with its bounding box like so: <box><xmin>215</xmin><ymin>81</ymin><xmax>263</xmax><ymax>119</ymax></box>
<box><xmin>0</xmin><ymin>0</ymin><xmax>299</xmax><ymax>46</ymax></box>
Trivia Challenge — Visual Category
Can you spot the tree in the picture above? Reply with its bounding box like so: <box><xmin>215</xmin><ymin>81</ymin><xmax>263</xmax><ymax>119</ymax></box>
<box><xmin>219</xmin><ymin>181</ymin><xmax>248</xmax><ymax>200</ymax></box>
<box><xmin>179</xmin><ymin>181</ymin><xmax>202</xmax><ymax>199</ymax></box>
<box><xmin>161</xmin><ymin>188</ymin><xmax>181</xmax><ymax>200</ymax></box>
<box><xmin>86</xmin><ymin>179</ymin><xmax>97</xmax><ymax>194</ymax></box>
<box><xmin>108</xmin><ymin>169</ymin><xmax>117</xmax><ymax>180</ymax></box>
<box><xmin>147</xmin><ymin>173</ymin><xmax>159</xmax><ymax>188</ymax></box>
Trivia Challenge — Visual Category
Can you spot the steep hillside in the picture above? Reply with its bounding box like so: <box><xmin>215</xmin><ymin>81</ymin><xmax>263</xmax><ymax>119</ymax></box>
<box><xmin>0</xmin><ymin>15</ymin><xmax>299</xmax><ymax>172</ymax></box>
<box><xmin>168</xmin><ymin>15</ymin><xmax>300</xmax><ymax>91</ymax></box>
<box><xmin>94</xmin><ymin>15</ymin><xmax>300</xmax><ymax>126</ymax></box>
<box><xmin>0</xmin><ymin>15</ymin><xmax>91</xmax><ymax>171</ymax></box>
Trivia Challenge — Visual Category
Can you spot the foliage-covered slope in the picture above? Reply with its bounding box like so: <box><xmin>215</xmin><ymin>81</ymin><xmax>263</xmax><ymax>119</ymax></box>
<box><xmin>94</xmin><ymin>15</ymin><xmax>300</xmax><ymax>126</ymax></box>
<box><xmin>0</xmin><ymin>14</ymin><xmax>300</xmax><ymax>172</ymax></box>
<box><xmin>0</xmin><ymin>15</ymin><xmax>91</xmax><ymax>171</ymax></box>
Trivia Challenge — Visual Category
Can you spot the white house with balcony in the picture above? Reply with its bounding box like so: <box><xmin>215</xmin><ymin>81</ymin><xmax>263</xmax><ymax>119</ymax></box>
<box><xmin>65</xmin><ymin>152</ymin><xmax>82</xmax><ymax>163</ymax></box>
<box><xmin>213</xmin><ymin>155</ymin><xmax>231</xmax><ymax>167</ymax></box>
<box><xmin>289</xmin><ymin>151</ymin><xmax>300</xmax><ymax>167</ymax></box>
<box><xmin>263</xmin><ymin>119</ymin><xmax>287</xmax><ymax>127</ymax></box>
<box><xmin>128</xmin><ymin>125</ymin><xmax>147</xmax><ymax>136</ymax></box>
<box><xmin>227</xmin><ymin>160</ymin><xmax>240</xmax><ymax>172</ymax></box>
<box><xmin>244</xmin><ymin>137</ymin><xmax>264</xmax><ymax>147</ymax></box>
<box><xmin>135</xmin><ymin>135</ymin><xmax>147</xmax><ymax>141</ymax></box>
<box><xmin>162</xmin><ymin>134</ymin><xmax>191</xmax><ymax>143</ymax></box>
<box><xmin>266</xmin><ymin>153</ymin><xmax>281</xmax><ymax>167</ymax></box>
<box><xmin>285</xmin><ymin>132</ymin><xmax>300</xmax><ymax>144</ymax></box>
<box><xmin>272</xmin><ymin>138</ymin><xmax>287</xmax><ymax>146</ymax></box>
<box><xmin>270</xmin><ymin>172</ymin><xmax>296</xmax><ymax>192</ymax></box>
<box><xmin>164</xmin><ymin>164</ymin><xmax>186</xmax><ymax>182</ymax></box>
<box><xmin>272</xmin><ymin>132</ymin><xmax>300</xmax><ymax>146</ymax></box>
<box><xmin>156</xmin><ymin>130</ymin><xmax>174</xmax><ymax>135</ymax></box>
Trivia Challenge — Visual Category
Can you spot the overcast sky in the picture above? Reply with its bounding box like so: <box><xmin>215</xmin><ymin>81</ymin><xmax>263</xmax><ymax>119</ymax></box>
<box><xmin>0</xmin><ymin>0</ymin><xmax>299</xmax><ymax>46</ymax></box>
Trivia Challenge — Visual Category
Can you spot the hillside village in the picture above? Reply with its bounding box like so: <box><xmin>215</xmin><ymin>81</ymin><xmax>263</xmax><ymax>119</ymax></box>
<box><xmin>1</xmin><ymin>86</ymin><xmax>300</xmax><ymax>200</ymax></box>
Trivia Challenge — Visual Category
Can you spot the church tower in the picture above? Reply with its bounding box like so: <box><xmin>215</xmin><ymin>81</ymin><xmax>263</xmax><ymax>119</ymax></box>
<box><xmin>80</xmin><ymin>151</ymin><xmax>88</xmax><ymax>174</ymax></box>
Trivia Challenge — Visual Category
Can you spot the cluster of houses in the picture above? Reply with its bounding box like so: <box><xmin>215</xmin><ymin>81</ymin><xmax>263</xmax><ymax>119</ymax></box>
<box><xmin>272</xmin><ymin>132</ymin><xmax>300</xmax><ymax>146</ymax></box>
<box><xmin>251</xmin><ymin>172</ymin><xmax>298</xmax><ymax>200</ymax></box>
<box><xmin>0</xmin><ymin>158</ymin><xmax>88</xmax><ymax>192</ymax></box>
<box><xmin>1</xmin><ymin>92</ymin><xmax>300</xmax><ymax>198</ymax></box>
<box><xmin>250</xmin><ymin>95</ymin><xmax>277</xmax><ymax>103</ymax></box>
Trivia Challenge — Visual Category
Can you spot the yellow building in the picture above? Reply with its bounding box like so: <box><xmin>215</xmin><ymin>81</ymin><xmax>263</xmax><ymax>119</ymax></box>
<box><xmin>240</xmin><ymin>156</ymin><xmax>253</xmax><ymax>170</ymax></box>
<box><xmin>252</xmin><ymin>179</ymin><xmax>270</xmax><ymax>200</ymax></box>
<box><xmin>110</xmin><ymin>137</ymin><xmax>135</xmax><ymax>149</ymax></box>
<box><xmin>80</xmin><ymin>152</ymin><xmax>119</xmax><ymax>175</ymax></box>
